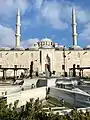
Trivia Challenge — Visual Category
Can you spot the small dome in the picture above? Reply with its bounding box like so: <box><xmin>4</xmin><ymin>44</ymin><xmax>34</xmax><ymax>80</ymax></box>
<box><xmin>29</xmin><ymin>43</ymin><xmax>38</xmax><ymax>49</ymax></box>
<box><xmin>58</xmin><ymin>45</ymin><xmax>67</xmax><ymax>48</ymax></box>
<box><xmin>84</xmin><ymin>45</ymin><xmax>90</xmax><ymax>49</ymax></box>
<box><xmin>0</xmin><ymin>47</ymin><xmax>11</xmax><ymax>50</ymax></box>
<box><xmin>58</xmin><ymin>45</ymin><xmax>64</xmax><ymax>48</ymax></box>
<box><xmin>40</xmin><ymin>38</ymin><xmax>52</xmax><ymax>42</ymax></box>
<box><xmin>59</xmin><ymin>45</ymin><xmax>68</xmax><ymax>50</ymax></box>
<box><xmin>11</xmin><ymin>47</ymin><xmax>25</xmax><ymax>50</ymax></box>
<box><xmin>69</xmin><ymin>45</ymin><xmax>82</xmax><ymax>50</ymax></box>
<box><xmin>54</xmin><ymin>43</ymin><xmax>58</xmax><ymax>48</ymax></box>
<box><xmin>19</xmin><ymin>47</ymin><xmax>25</xmax><ymax>50</ymax></box>
<box><xmin>25</xmin><ymin>47</ymin><xmax>38</xmax><ymax>50</ymax></box>
<box><xmin>0</xmin><ymin>47</ymin><xmax>5</xmax><ymax>50</ymax></box>
<box><xmin>55</xmin><ymin>45</ymin><xmax>68</xmax><ymax>50</ymax></box>
<box><xmin>4</xmin><ymin>47</ymin><xmax>11</xmax><ymax>50</ymax></box>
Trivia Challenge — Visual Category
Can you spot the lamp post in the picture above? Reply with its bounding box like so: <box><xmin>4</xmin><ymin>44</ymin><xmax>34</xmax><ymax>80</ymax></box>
<box><xmin>63</xmin><ymin>46</ymin><xmax>66</xmax><ymax>77</ymax></box>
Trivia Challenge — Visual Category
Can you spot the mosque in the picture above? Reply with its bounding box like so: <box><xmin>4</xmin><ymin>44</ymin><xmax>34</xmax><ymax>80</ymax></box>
<box><xmin>0</xmin><ymin>8</ymin><xmax>90</xmax><ymax>78</ymax></box>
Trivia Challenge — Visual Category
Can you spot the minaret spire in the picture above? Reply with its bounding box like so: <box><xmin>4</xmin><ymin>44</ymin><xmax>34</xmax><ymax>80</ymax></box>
<box><xmin>15</xmin><ymin>8</ymin><xmax>21</xmax><ymax>48</ymax></box>
<box><xmin>72</xmin><ymin>8</ymin><xmax>77</xmax><ymax>46</ymax></box>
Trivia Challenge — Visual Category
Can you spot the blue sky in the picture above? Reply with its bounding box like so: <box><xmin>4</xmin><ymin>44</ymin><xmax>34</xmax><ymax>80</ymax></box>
<box><xmin>0</xmin><ymin>0</ymin><xmax>90</xmax><ymax>48</ymax></box>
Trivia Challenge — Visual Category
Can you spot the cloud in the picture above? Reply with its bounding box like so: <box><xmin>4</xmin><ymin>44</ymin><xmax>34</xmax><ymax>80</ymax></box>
<box><xmin>21</xmin><ymin>38</ymin><xmax>39</xmax><ymax>48</ymax></box>
<box><xmin>33</xmin><ymin>0</ymin><xmax>90</xmax><ymax>30</ymax></box>
<box><xmin>79</xmin><ymin>23</ymin><xmax>90</xmax><ymax>41</ymax></box>
<box><xmin>40</xmin><ymin>1</ymin><xmax>69</xmax><ymax>29</ymax></box>
<box><xmin>0</xmin><ymin>0</ymin><xmax>90</xmax><ymax>47</ymax></box>
<box><xmin>0</xmin><ymin>0</ymin><xmax>29</xmax><ymax>19</ymax></box>
<box><xmin>0</xmin><ymin>24</ymin><xmax>39</xmax><ymax>48</ymax></box>
<box><xmin>60</xmin><ymin>5</ymin><xmax>90</xmax><ymax>24</ymax></box>
<box><xmin>0</xmin><ymin>24</ymin><xmax>15</xmax><ymax>47</ymax></box>
<box><xmin>75</xmin><ymin>7</ymin><xmax>90</xmax><ymax>24</ymax></box>
<box><xmin>21</xmin><ymin>19</ymin><xmax>31</xmax><ymax>30</ymax></box>
<box><xmin>0</xmin><ymin>0</ymin><xmax>89</xmax><ymax>29</ymax></box>
<box><xmin>34</xmin><ymin>0</ymin><xmax>43</xmax><ymax>9</ymax></box>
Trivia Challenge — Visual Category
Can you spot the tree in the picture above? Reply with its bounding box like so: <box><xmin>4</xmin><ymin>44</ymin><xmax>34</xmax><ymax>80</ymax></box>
<box><xmin>0</xmin><ymin>98</ymin><xmax>90</xmax><ymax>120</ymax></box>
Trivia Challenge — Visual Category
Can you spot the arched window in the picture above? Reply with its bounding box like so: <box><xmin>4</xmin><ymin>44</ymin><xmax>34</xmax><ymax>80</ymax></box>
<box><xmin>46</xmin><ymin>42</ymin><xmax>47</xmax><ymax>45</ymax></box>
<box><xmin>0</xmin><ymin>53</ymin><xmax>2</xmax><ymax>58</ymax></box>
<box><xmin>15</xmin><ymin>53</ymin><xmax>18</xmax><ymax>58</ymax></box>
<box><xmin>31</xmin><ymin>53</ymin><xmax>33</xmax><ymax>58</ymax></box>
<box><xmin>77</xmin><ymin>52</ymin><xmax>80</xmax><ymax>58</ymax></box>
<box><xmin>43</xmin><ymin>42</ymin><xmax>45</xmax><ymax>45</ymax></box>
<box><xmin>14</xmin><ymin>65</ymin><xmax>17</xmax><ymax>68</ymax></box>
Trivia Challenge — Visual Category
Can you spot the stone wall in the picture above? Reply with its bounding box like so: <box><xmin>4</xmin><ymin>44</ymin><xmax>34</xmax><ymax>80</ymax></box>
<box><xmin>0</xmin><ymin>49</ymin><xmax>90</xmax><ymax>77</ymax></box>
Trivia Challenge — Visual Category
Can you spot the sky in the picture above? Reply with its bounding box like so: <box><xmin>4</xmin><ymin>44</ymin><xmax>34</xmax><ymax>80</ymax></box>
<box><xmin>0</xmin><ymin>0</ymin><xmax>90</xmax><ymax>48</ymax></box>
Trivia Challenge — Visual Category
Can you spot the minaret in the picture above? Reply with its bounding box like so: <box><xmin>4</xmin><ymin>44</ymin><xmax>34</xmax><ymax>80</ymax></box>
<box><xmin>72</xmin><ymin>8</ymin><xmax>77</xmax><ymax>46</ymax></box>
<box><xmin>15</xmin><ymin>9</ymin><xmax>21</xmax><ymax>48</ymax></box>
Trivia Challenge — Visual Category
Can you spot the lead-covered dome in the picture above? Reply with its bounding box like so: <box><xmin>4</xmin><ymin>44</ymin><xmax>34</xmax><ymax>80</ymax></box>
<box><xmin>69</xmin><ymin>45</ymin><xmax>82</xmax><ymax>50</ymax></box>
<box><xmin>40</xmin><ymin>38</ymin><xmax>52</xmax><ymax>42</ymax></box>
<box><xmin>38</xmin><ymin>38</ymin><xmax>53</xmax><ymax>48</ymax></box>
<box><xmin>84</xmin><ymin>45</ymin><xmax>90</xmax><ymax>50</ymax></box>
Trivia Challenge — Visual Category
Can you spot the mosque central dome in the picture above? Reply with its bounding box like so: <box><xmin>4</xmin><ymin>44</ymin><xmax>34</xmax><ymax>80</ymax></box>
<box><xmin>38</xmin><ymin>38</ymin><xmax>53</xmax><ymax>48</ymax></box>
<box><xmin>40</xmin><ymin>38</ymin><xmax>52</xmax><ymax>42</ymax></box>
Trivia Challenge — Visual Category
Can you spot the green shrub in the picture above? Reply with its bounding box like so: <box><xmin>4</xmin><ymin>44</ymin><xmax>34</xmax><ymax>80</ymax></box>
<box><xmin>0</xmin><ymin>98</ymin><xmax>90</xmax><ymax>120</ymax></box>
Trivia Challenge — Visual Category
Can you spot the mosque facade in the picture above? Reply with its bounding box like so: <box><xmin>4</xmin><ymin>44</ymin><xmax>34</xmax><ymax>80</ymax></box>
<box><xmin>0</xmin><ymin>8</ymin><xmax>90</xmax><ymax>77</ymax></box>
